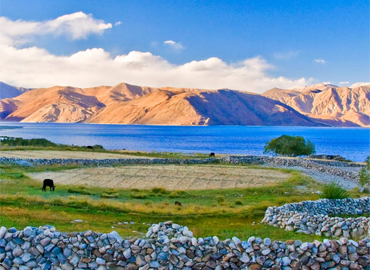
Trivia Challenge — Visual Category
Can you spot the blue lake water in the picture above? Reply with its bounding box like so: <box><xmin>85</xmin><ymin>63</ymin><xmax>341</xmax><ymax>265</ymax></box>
<box><xmin>0</xmin><ymin>122</ymin><xmax>369</xmax><ymax>162</ymax></box>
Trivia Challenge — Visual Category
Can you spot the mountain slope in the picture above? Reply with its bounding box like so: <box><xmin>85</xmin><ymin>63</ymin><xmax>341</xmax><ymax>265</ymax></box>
<box><xmin>0</xmin><ymin>82</ymin><xmax>30</xmax><ymax>100</ymax></box>
<box><xmin>0</xmin><ymin>83</ymin><xmax>319</xmax><ymax>126</ymax></box>
<box><xmin>262</xmin><ymin>84</ymin><xmax>370</xmax><ymax>126</ymax></box>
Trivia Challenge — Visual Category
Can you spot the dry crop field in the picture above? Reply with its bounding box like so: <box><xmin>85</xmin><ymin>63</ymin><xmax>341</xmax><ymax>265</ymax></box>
<box><xmin>28</xmin><ymin>164</ymin><xmax>290</xmax><ymax>190</ymax></box>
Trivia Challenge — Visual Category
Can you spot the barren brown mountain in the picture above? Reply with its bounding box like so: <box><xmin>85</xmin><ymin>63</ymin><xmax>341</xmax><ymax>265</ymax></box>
<box><xmin>263</xmin><ymin>84</ymin><xmax>370</xmax><ymax>127</ymax></box>
<box><xmin>0</xmin><ymin>82</ymin><xmax>319</xmax><ymax>126</ymax></box>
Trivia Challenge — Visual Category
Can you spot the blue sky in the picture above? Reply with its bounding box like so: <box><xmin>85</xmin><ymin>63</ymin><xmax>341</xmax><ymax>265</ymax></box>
<box><xmin>0</xmin><ymin>0</ymin><xmax>368</xmax><ymax>92</ymax></box>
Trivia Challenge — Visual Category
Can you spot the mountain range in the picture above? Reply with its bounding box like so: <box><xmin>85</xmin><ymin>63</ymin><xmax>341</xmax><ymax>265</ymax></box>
<box><xmin>0</xmin><ymin>81</ymin><xmax>369</xmax><ymax>127</ymax></box>
<box><xmin>263</xmin><ymin>84</ymin><xmax>370</xmax><ymax>127</ymax></box>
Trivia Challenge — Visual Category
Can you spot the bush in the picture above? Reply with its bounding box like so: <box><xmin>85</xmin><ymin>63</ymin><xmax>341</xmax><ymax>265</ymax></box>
<box><xmin>151</xmin><ymin>187</ymin><xmax>168</xmax><ymax>194</ymax></box>
<box><xmin>131</xmin><ymin>192</ymin><xmax>147</xmax><ymax>199</ymax></box>
<box><xmin>0</xmin><ymin>136</ymin><xmax>58</xmax><ymax>147</ymax></box>
<box><xmin>235</xmin><ymin>200</ymin><xmax>243</xmax><ymax>205</ymax></box>
<box><xmin>359</xmin><ymin>168</ymin><xmax>370</xmax><ymax>188</ymax></box>
<box><xmin>217</xmin><ymin>196</ymin><xmax>225</xmax><ymax>204</ymax></box>
<box><xmin>169</xmin><ymin>191</ymin><xmax>188</xmax><ymax>198</ymax></box>
<box><xmin>264</xmin><ymin>135</ymin><xmax>315</xmax><ymax>157</ymax></box>
<box><xmin>92</xmin><ymin>144</ymin><xmax>105</xmax><ymax>150</ymax></box>
<box><xmin>321</xmin><ymin>182</ymin><xmax>348</xmax><ymax>199</ymax></box>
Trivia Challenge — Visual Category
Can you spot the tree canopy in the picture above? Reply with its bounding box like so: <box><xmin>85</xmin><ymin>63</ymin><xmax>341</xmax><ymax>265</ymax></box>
<box><xmin>264</xmin><ymin>135</ymin><xmax>315</xmax><ymax>157</ymax></box>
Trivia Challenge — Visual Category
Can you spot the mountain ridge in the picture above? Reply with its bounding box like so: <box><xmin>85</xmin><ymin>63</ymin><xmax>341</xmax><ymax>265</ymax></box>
<box><xmin>0</xmin><ymin>83</ymin><xmax>321</xmax><ymax>126</ymax></box>
<box><xmin>262</xmin><ymin>83</ymin><xmax>370</xmax><ymax>127</ymax></box>
<box><xmin>0</xmin><ymin>81</ymin><xmax>368</xmax><ymax>127</ymax></box>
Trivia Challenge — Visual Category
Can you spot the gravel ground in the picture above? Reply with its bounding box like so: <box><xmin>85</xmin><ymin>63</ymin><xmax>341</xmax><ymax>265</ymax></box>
<box><xmin>262</xmin><ymin>163</ymin><xmax>361</xmax><ymax>189</ymax></box>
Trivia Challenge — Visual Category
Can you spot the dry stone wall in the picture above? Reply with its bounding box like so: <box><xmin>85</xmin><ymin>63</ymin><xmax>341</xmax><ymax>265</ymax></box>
<box><xmin>262</xmin><ymin>197</ymin><xmax>370</xmax><ymax>239</ymax></box>
<box><xmin>1</xmin><ymin>221</ymin><xmax>370</xmax><ymax>270</ymax></box>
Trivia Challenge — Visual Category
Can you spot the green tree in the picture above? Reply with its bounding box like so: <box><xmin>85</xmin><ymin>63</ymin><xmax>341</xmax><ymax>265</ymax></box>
<box><xmin>264</xmin><ymin>135</ymin><xmax>315</xmax><ymax>157</ymax></box>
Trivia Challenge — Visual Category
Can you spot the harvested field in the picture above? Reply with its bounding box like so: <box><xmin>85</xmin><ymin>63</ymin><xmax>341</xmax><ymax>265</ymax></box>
<box><xmin>0</xmin><ymin>150</ymin><xmax>153</xmax><ymax>160</ymax></box>
<box><xmin>28</xmin><ymin>165</ymin><xmax>290</xmax><ymax>190</ymax></box>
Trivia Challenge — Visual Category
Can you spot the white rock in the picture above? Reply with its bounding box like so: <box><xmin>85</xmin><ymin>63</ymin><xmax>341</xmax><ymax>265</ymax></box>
<box><xmin>0</xmin><ymin>227</ymin><xmax>7</xmax><ymax>239</ymax></box>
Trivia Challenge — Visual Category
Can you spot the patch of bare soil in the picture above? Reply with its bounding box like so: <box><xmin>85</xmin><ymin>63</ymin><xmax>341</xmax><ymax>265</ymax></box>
<box><xmin>28</xmin><ymin>165</ymin><xmax>290</xmax><ymax>190</ymax></box>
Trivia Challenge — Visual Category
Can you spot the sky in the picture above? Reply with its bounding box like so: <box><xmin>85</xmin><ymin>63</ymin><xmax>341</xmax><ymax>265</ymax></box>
<box><xmin>0</xmin><ymin>0</ymin><xmax>368</xmax><ymax>93</ymax></box>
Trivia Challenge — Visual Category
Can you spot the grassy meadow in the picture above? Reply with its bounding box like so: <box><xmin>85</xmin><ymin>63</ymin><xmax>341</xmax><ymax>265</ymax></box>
<box><xmin>0</xmin><ymin>145</ymin><xmax>366</xmax><ymax>242</ymax></box>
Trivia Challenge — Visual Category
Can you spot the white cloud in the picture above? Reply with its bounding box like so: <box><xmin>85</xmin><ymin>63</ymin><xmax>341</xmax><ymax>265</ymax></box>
<box><xmin>0</xmin><ymin>44</ymin><xmax>311</xmax><ymax>93</ymax></box>
<box><xmin>339</xmin><ymin>81</ymin><xmax>350</xmax><ymax>85</ymax></box>
<box><xmin>314</xmin><ymin>59</ymin><xmax>326</xmax><ymax>64</ymax></box>
<box><xmin>0</xmin><ymin>12</ymin><xmax>112</xmax><ymax>46</ymax></box>
<box><xmin>114</xmin><ymin>21</ymin><xmax>122</xmax><ymax>26</ymax></box>
<box><xmin>350</xmin><ymin>82</ymin><xmax>370</xmax><ymax>88</ymax></box>
<box><xmin>164</xmin><ymin>40</ymin><xmax>184</xmax><ymax>51</ymax></box>
<box><xmin>0</xmin><ymin>13</ymin><xmax>313</xmax><ymax>93</ymax></box>
<box><xmin>273</xmin><ymin>50</ymin><xmax>300</xmax><ymax>60</ymax></box>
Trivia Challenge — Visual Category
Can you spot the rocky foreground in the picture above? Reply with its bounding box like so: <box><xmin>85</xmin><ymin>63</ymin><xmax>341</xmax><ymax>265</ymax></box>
<box><xmin>0</xmin><ymin>218</ymin><xmax>369</xmax><ymax>270</ymax></box>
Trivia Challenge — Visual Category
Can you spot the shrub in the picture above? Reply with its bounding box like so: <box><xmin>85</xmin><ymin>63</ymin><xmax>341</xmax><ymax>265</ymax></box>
<box><xmin>151</xmin><ymin>187</ymin><xmax>168</xmax><ymax>194</ymax></box>
<box><xmin>169</xmin><ymin>191</ymin><xmax>188</xmax><ymax>198</ymax></box>
<box><xmin>359</xmin><ymin>168</ymin><xmax>370</xmax><ymax>189</ymax></box>
<box><xmin>217</xmin><ymin>196</ymin><xmax>225</xmax><ymax>204</ymax></box>
<box><xmin>0</xmin><ymin>136</ymin><xmax>58</xmax><ymax>147</ymax></box>
<box><xmin>130</xmin><ymin>192</ymin><xmax>147</xmax><ymax>199</ymax></box>
<box><xmin>92</xmin><ymin>144</ymin><xmax>105</xmax><ymax>150</ymax></box>
<box><xmin>235</xmin><ymin>200</ymin><xmax>243</xmax><ymax>205</ymax></box>
<box><xmin>264</xmin><ymin>135</ymin><xmax>315</xmax><ymax>157</ymax></box>
<box><xmin>321</xmin><ymin>182</ymin><xmax>348</xmax><ymax>199</ymax></box>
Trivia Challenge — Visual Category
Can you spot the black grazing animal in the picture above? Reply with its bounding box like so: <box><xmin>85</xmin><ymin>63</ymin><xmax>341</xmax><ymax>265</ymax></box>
<box><xmin>209</xmin><ymin>152</ymin><xmax>215</xmax><ymax>157</ymax></box>
<box><xmin>87</xmin><ymin>146</ymin><xmax>94</xmax><ymax>150</ymax></box>
<box><xmin>174</xmin><ymin>201</ymin><xmax>182</xmax><ymax>207</ymax></box>
<box><xmin>42</xmin><ymin>179</ymin><xmax>56</xmax><ymax>191</ymax></box>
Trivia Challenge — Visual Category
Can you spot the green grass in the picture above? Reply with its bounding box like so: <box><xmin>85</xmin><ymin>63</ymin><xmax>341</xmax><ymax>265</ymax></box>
<box><xmin>0</xmin><ymin>161</ymin><xmax>361</xmax><ymax>241</ymax></box>
<box><xmin>321</xmin><ymin>182</ymin><xmax>349</xmax><ymax>199</ymax></box>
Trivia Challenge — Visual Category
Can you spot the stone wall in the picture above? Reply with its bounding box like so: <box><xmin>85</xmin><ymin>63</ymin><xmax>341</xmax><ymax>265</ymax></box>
<box><xmin>221</xmin><ymin>156</ymin><xmax>363</xmax><ymax>182</ymax></box>
<box><xmin>1</xmin><ymin>221</ymin><xmax>369</xmax><ymax>270</ymax></box>
<box><xmin>262</xmin><ymin>197</ymin><xmax>370</xmax><ymax>239</ymax></box>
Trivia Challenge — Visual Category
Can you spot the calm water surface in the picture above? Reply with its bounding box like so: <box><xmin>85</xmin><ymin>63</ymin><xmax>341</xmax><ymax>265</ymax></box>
<box><xmin>0</xmin><ymin>122</ymin><xmax>369</xmax><ymax>162</ymax></box>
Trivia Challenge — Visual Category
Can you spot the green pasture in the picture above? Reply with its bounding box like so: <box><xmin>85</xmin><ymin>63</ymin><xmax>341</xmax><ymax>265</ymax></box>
<box><xmin>0</xmin><ymin>161</ymin><xmax>343</xmax><ymax>242</ymax></box>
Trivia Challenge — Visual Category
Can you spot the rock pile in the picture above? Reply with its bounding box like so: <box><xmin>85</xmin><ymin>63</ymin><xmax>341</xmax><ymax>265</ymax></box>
<box><xmin>1</xmin><ymin>220</ymin><xmax>370</xmax><ymax>269</ymax></box>
<box><xmin>262</xmin><ymin>197</ymin><xmax>370</xmax><ymax>239</ymax></box>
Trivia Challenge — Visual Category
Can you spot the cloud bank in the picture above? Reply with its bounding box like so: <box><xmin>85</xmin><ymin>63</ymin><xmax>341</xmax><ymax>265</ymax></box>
<box><xmin>0</xmin><ymin>13</ymin><xmax>312</xmax><ymax>93</ymax></box>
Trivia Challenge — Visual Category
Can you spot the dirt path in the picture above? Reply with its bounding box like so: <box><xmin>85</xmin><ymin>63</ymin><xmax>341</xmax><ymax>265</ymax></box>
<box><xmin>0</xmin><ymin>150</ymin><xmax>153</xmax><ymax>160</ymax></box>
<box><xmin>28</xmin><ymin>165</ymin><xmax>290</xmax><ymax>190</ymax></box>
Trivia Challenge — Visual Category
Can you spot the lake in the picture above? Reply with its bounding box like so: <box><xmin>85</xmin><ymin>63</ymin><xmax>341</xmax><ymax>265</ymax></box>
<box><xmin>0</xmin><ymin>122</ymin><xmax>369</xmax><ymax>162</ymax></box>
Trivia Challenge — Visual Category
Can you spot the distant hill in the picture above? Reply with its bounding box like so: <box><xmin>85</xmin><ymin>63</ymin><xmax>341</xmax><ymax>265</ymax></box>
<box><xmin>0</xmin><ymin>82</ymin><xmax>320</xmax><ymax>126</ymax></box>
<box><xmin>0</xmin><ymin>82</ymin><xmax>31</xmax><ymax>99</ymax></box>
<box><xmin>263</xmin><ymin>84</ymin><xmax>370</xmax><ymax>127</ymax></box>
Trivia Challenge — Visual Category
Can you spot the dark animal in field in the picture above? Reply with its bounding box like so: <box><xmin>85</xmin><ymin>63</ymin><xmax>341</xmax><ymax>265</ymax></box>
<box><xmin>42</xmin><ymin>179</ymin><xmax>56</xmax><ymax>191</ymax></box>
<box><xmin>209</xmin><ymin>152</ymin><xmax>215</xmax><ymax>157</ymax></box>
<box><xmin>174</xmin><ymin>201</ymin><xmax>182</xmax><ymax>207</ymax></box>
<box><xmin>87</xmin><ymin>146</ymin><xmax>94</xmax><ymax>150</ymax></box>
